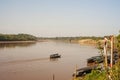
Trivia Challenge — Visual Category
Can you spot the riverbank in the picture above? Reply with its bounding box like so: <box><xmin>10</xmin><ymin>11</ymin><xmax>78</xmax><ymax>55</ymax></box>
<box><xmin>52</xmin><ymin>39</ymin><xmax>103</xmax><ymax>46</ymax></box>
<box><xmin>78</xmin><ymin>39</ymin><xmax>104</xmax><ymax>46</ymax></box>
<box><xmin>0</xmin><ymin>39</ymin><xmax>103</xmax><ymax>47</ymax></box>
<box><xmin>0</xmin><ymin>40</ymin><xmax>49</xmax><ymax>44</ymax></box>
<box><xmin>0</xmin><ymin>41</ymin><xmax>36</xmax><ymax>43</ymax></box>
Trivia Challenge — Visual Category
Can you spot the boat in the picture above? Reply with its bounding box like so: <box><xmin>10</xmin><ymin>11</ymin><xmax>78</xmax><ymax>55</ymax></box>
<box><xmin>73</xmin><ymin>66</ymin><xmax>97</xmax><ymax>77</ymax></box>
<box><xmin>87</xmin><ymin>53</ymin><xmax>119</xmax><ymax>66</ymax></box>
<box><xmin>87</xmin><ymin>56</ymin><xmax>104</xmax><ymax>64</ymax></box>
<box><xmin>50</xmin><ymin>53</ymin><xmax>61</xmax><ymax>58</ymax></box>
<box><xmin>107</xmin><ymin>52</ymin><xmax>119</xmax><ymax>65</ymax></box>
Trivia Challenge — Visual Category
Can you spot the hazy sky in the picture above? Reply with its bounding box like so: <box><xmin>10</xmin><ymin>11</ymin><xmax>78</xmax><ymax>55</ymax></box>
<box><xmin>0</xmin><ymin>0</ymin><xmax>120</xmax><ymax>37</ymax></box>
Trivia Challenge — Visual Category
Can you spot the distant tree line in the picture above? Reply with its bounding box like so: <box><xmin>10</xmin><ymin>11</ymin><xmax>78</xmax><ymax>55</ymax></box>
<box><xmin>40</xmin><ymin>36</ymin><xmax>103</xmax><ymax>41</ymax></box>
<box><xmin>0</xmin><ymin>34</ymin><xmax>37</xmax><ymax>41</ymax></box>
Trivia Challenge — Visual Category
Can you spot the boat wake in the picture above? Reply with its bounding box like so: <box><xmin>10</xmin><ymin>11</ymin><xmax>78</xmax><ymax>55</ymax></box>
<box><xmin>0</xmin><ymin>57</ymin><xmax>49</xmax><ymax>65</ymax></box>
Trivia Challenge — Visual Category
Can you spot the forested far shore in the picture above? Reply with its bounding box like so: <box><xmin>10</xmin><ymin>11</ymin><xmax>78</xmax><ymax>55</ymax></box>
<box><xmin>39</xmin><ymin>36</ymin><xmax>103</xmax><ymax>40</ymax></box>
<box><xmin>0</xmin><ymin>34</ymin><xmax>37</xmax><ymax>41</ymax></box>
<box><xmin>0</xmin><ymin>33</ymin><xmax>104</xmax><ymax>42</ymax></box>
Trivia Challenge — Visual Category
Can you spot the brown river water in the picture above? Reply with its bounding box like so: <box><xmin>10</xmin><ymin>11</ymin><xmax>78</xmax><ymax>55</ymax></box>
<box><xmin>0</xmin><ymin>41</ymin><xmax>99</xmax><ymax>80</ymax></box>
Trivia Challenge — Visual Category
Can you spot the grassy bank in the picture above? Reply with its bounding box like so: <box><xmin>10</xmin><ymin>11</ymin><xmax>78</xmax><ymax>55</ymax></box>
<box><xmin>73</xmin><ymin>34</ymin><xmax>120</xmax><ymax>80</ymax></box>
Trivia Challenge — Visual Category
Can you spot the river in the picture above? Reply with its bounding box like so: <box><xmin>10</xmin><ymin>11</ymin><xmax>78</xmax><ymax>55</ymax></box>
<box><xmin>0</xmin><ymin>41</ymin><xmax>99</xmax><ymax>80</ymax></box>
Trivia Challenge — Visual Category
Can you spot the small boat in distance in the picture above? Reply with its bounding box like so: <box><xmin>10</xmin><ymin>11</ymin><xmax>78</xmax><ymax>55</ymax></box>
<box><xmin>50</xmin><ymin>53</ymin><xmax>61</xmax><ymax>58</ymax></box>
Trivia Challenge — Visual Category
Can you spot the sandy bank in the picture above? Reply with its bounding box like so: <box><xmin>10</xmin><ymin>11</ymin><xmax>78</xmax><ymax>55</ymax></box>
<box><xmin>78</xmin><ymin>39</ymin><xmax>104</xmax><ymax>46</ymax></box>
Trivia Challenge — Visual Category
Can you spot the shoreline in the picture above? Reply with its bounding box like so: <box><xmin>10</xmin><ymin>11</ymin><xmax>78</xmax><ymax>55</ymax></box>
<box><xmin>0</xmin><ymin>40</ymin><xmax>49</xmax><ymax>44</ymax></box>
<box><xmin>78</xmin><ymin>39</ymin><xmax>98</xmax><ymax>46</ymax></box>
<box><xmin>0</xmin><ymin>41</ymin><xmax>36</xmax><ymax>43</ymax></box>
<box><xmin>0</xmin><ymin>39</ymin><xmax>102</xmax><ymax>46</ymax></box>
<box><xmin>52</xmin><ymin>39</ymin><xmax>100</xmax><ymax>46</ymax></box>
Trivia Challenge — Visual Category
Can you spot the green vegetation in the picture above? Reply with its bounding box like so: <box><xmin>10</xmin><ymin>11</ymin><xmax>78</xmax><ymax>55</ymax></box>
<box><xmin>82</xmin><ymin>61</ymin><xmax>120</xmax><ymax>80</ymax></box>
<box><xmin>117</xmin><ymin>34</ymin><xmax>120</xmax><ymax>54</ymax></box>
<box><xmin>0</xmin><ymin>34</ymin><xmax>37</xmax><ymax>41</ymax></box>
<box><xmin>39</xmin><ymin>36</ymin><xmax>103</xmax><ymax>43</ymax></box>
<box><xmin>46</xmin><ymin>36</ymin><xmax>103</xmax><ymax>40</ymax></box>
<box><xmin>82</xmin><ymin>34</ymin><xmax>120</xmax><ymax>80</ymax></box>
<box><xmin>0</xmin><ymin>34</ymin><xmax>103</xmax><ymax>42</ymax></box>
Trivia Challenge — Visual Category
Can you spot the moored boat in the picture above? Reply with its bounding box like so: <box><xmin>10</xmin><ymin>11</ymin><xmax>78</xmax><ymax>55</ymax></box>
<box><xmin>73</xmin><ymin>66</ymin><xmax>97</xmax><ymax>78</ymax></box>
<box><xmin>87</xmin><ymin>56</ymin><xmax>104</xmax><ymax>64</ymax></box>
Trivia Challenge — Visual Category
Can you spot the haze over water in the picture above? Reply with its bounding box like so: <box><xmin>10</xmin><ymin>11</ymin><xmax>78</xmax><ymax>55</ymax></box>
<box><xmin>0</xmin><ymin>41</ymin><xmax>99</xmax><ymax>80</ymax></box>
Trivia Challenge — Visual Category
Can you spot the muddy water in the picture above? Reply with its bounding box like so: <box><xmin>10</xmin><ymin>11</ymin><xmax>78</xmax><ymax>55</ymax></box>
<box><xmin>0</xmin><ymin>41</ymin><xmax>99</xmax><ymax>80</ymax></box>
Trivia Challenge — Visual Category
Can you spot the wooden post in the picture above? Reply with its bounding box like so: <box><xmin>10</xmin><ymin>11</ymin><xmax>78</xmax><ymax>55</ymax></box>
<box><xmin>110</xmin><ymin>36</ymin><xmax>114</xmax><ymax>68</ymax></box>
<box><xmin>53</xmin><ymin>74</ymin><xmax>55</xmax><ymax>80</ymax></box>
<box><xmin>75</xmin><ymin>64</ymin><xmax>77</xmax><ymax>79</ymax></box>
<box><xmin>104</xmin><ymin>37</ymin><xmax>108</xmax><ymax>68</ymax></box>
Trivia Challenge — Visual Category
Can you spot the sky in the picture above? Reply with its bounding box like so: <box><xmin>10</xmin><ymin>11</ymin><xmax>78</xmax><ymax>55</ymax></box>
<box><xmin>0</xmin><ymin>0</ymin><xmax>120</xmax><ymax>37</ymax></box>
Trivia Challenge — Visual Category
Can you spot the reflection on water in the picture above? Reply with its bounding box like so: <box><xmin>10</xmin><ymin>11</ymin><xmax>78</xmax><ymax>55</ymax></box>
<box><xmin>50</xmin><ymin>58</ymin><xmax>60</xmax><ymax>61</ymax></box>
<box><xmin>1</xmin><ymin>57</ymin><xmax>49</xmax><ymax>65</ymax></box>
<box><xmin>1</xmin><ymin>57</ymin><xmax>60</xmax><ymax>65</ymax></box>
<box><xmin>0</xmin><ymin>42</ymin><xmax>36</xmax><ymax>48</ymax></box>
<box><xmin>0</xmin><ymin>41</ymin><xmax>99</xmax><ymax>80</ymax></box>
